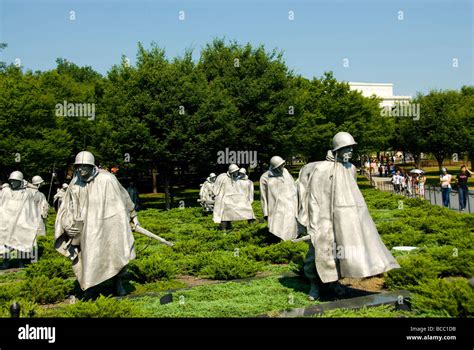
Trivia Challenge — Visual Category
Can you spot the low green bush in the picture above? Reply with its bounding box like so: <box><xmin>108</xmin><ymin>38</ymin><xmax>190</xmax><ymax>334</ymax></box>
<box><xmin>200</xmin><ymin>252</ymin><xmax>262</xmax><ymax>280</ymax></box>
<box><xmin>0</xmin><ymin>281</ymin><xmax>23</xmax><ymax>303</ymax></box>
<box><xmin>53</xmin><ymin>295</ymin><xmax>147</xmax><ymax>318</ymax></box>
<box><xmin>242</xmin><ymin>241</ymin><xmax>307</xmax><ymax>264</ymax></box>
<box><xmin>37</xmin><ymin>235</ymin><xmax>57</xmax><ymax>259</ymax></box>
<box><xmin>128</xmin><ymin>255</ymin><xmax>178</xmax><ymax>283</ymax></box>
<box><xmin>0</xmin><ymin>298</ymin><xmax>39</xmax><ymax>318</ymax></box>
<box><xmin>175</xmin><ymin>252</ymin><xmax>213</xmax><ymax>275</ymax></box>
<box><xmin>420</xmin><ymin>245</ymin><xmax>474</xmax><ymax>278</ymax></box>
<box><xmin>21</xmin><ymin>275</ymin><xmax>74</xmax><ymax>304</ymax></box>
<box><xmin>411</xmin><ymin>278</ymin><xmax>474</xmax><ymax>317</ymax></box>
<box><xmin>24</xmin><ymin>257</ymin><xmax>74</xmax><ymax>280</ymax></box>
<box><xmin>385</xmin><ymin>255</ymin><xmax>444</xmax><ymax>289</ymax></box>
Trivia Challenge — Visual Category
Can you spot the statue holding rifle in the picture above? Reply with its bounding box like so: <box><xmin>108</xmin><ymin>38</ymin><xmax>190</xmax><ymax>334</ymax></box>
<box><xmin>55</xmin><ymin>151</ymin><xmax>172</xmax><ymax>297</ymax></box>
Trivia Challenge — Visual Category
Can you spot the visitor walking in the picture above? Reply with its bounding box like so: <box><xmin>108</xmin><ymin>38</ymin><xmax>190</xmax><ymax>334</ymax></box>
<box><xmin>440</xmin><ymin>168</ymin><xmax>452</xmax><ymax>208</ymax></box>
<box><xmin>392</xmin><ymin>170</ymin><xmax>402</xmax><ymax>193</ymax></box>
<box><xmin>418</xmin><ymin>173</ymin><xmax>426</xmax><ymax>198</ymax></box>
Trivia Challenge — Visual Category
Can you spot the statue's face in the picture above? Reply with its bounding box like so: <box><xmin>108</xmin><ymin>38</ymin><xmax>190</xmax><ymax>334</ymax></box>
<box><xmin>210</xmin><ymin>176</ymin><xmax>216</xmax><ymax>183</ymax></box>
<box><xmin>9</xmin><ymin>179</ymin><xmax>22</xmax><ymax>190</ymax></box>
<box><xmin>273</xmin><ymin>165</ymin><xmax>284</xmax><ymax>176</ymax></box>
<box><xmin>231</xmin><ymin>171</ymin><xmax>239</xmax><ymax>180</ymax></box>
<box><xmin>77</xmin><ymin>164</ymin><xmax>94</xmax><ymax>180</ymax></box>
<box><xmin>338</xmin><ymin>146</ymin><xmax>353</xmax><ymax>163</ymax></box>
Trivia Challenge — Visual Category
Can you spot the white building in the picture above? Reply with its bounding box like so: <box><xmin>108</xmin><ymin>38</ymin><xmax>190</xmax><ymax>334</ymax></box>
<box><xmin>348</xmin><ymin>82</ymin><xmax>411</xmax><ymax>108</ymax></box>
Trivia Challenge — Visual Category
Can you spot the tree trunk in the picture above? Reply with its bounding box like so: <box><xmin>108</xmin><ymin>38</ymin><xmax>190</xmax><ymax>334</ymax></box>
<box><xmin>152</xmin><ymin>167</ymin><xmax>158</xmax><ymax>194</ymax></box>
<box><xmin>413</xmin><ymin>152</ymin><xmax>421</xmax><ymax>169</ymax></box>
<box><xmin>435</xmin><ymin>155</ymin><xmax>444</xmax><ymax>172</ymax></box>
<box><xmin>163</xmin><ymin>169</ymin><xmax>172</xmax><ymax>210</ymax></box>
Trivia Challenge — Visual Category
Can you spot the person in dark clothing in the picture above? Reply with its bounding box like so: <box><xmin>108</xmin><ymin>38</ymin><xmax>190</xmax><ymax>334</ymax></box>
<box><xmin>456</xmin><ymin>165</ymin><xmax>472</xmax><ymax>211</ymax></box>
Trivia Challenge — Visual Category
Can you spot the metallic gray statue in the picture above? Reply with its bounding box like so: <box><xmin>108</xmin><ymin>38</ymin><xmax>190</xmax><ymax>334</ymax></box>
<box><xmin>54</xmin><ymin>151</ymin><xmax>138</xmax><ymax>296</ymax></box>
<box><xmin>0</xmin><ymin>171</ymin><xmax>40</xmax><ymax>268</ymax></box>
<box><xmin>198</xmin><ymin>173</ymin><xmax>217</xmax><ymax>212</ymax></box>
<box><xmin>237</xmin><ymin>168</ymin><xmax>254</xmax><ymax>204</ymax></box>
<box><xmin>260</xmin><ymin>156</ymin><xmax>298</xmax><ymax>241</ymax></box>
<box><xmin>213</xmin><ymin>164</ymin><xmax>255</xmax><ymax>230</ymax></box>
<box><xmin>28</xmin><ymin>175</ymin><xmax>49</xmax><ymax>237</ymax></box>
<box><xmin>296</xmin><ymin>132</ymin><xmax>400</xmax><ymax>300</ymax></box>
<box><xmin>53</xmin><ymin>183</ymin><xmax>68</xmax><ymax>212</ymax></box>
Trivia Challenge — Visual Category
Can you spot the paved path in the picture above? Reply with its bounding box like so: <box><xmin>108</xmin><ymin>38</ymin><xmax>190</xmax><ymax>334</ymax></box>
<box><xmin>367</xmin><ymin>175</ymin><xmax>473</xmax><ymax>213</ymax></box>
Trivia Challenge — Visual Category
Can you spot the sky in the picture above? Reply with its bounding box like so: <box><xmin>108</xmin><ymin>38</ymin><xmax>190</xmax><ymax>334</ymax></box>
<box><xmin>0</xmin><ymin>0</ymin><xmax>472</xmax><ymax>96</ymax></box>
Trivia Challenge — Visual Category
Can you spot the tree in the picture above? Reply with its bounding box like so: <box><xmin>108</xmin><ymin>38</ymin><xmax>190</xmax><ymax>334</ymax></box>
<box><xmin>103</xmin><ymin>43</ymin><xmax>208</xmax><ymax>209</ymax></box>
<box><xmin>417</xmin><ymin>90</ymin><xmax>465</xmax><ymax>171</ymax></box>
<box><xmin>197</xmin><ymin>39</ymin><xmax>297</xmax><ymax>171</ymax></box>
<box><xmin>457</xmin><ymin>86</ymin><xmax>474</xmax><ymax>168</ymax></box>
<box><xmin>291</xmin><ymin>72</ymin><xmax>383</xmax><ymax>162</ymax></box>
<box><xmin>392</xmin><ymin>99</ymin><xmax>426</xmax><ymax>168</ymax></box>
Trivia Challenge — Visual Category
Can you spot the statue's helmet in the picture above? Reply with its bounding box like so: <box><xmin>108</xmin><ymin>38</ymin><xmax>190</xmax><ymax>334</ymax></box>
<box><xmin>228</xmin><ymin>164</ymin><xmax>239</xmax><ymax>174</ymax></box>
<box><xmin>332</xmin><ymin>132</ymin><xmax>357</xmax><ymax>151</ymax></box>
<box><xmin>209</xmin><ymin>173</ymin><xmax>216</xmax><ymax>178</ymax></box>
<box><xmin>32</xmin><ymin>175</ymin><xmax>44</xmax><ymax>185</ymax></box>
<box><xmin>270</xmin><ymin>156</ymin><xmax>285</xmax><ymax>169</ymax></box>
<box><xmin>239</xmin><ymin>168</ymin><xmax>247</xmax><ymax>175</ymax></box>
<box><xmin>74</xmin><ymin>151</ymin><xmax>95</xmax><ymax>166</ymax></box>
<box><xmin>9</xmin><ymin>171</ymin><xmax>24</xmax><ymax>181</ymax></box>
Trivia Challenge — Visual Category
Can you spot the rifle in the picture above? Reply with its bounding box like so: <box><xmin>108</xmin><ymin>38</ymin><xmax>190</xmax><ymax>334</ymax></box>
<box><xmin>133</xmin><ymin>225</ymin><xmax>174</xmax><ymax>247</ymax></box>
<box><xmin>47</xmin><ymin>162</ymin><xmax>56</xmax><ymax>202</ymax></box>
<box><xmin>291</xmin><ymin>235</ymin><xmax>311</xmax><ymax>243</ymax></box>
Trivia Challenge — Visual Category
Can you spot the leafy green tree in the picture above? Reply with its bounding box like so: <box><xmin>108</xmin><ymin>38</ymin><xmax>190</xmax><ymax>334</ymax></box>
<box><xmin>457</xmin><ymin>86</ymin><xmax>474</xmax><ymax>168</ymax></box>
<box><xmin>291</xmin><ymin>72</ymin><xmax>383</xmax><ymax>162</ymax></box>
<box><xmin>417</xmin><ymin>90</ymin><xmax>465</xmax><ymax>171</ymax></box>
<box><xmin>197</xmin><ymin>39</ymin><xmax>297</xmax><ymax>170</ymax></box>
<box><xmin>103</xmin><ymin>43</ymin><xmax>208</xmax><ymax>208</ymax></box>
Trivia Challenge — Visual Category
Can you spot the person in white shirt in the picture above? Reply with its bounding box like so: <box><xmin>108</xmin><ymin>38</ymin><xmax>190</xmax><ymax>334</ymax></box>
<box><xmin>440</xmin><ymin>168</ymin><xmax>452</xmax><ymax>207</ymax></box>
<box><xmin>392</xmin><ymin>170</ymin><xmax>402</xmax><ymax>193</ymax></box>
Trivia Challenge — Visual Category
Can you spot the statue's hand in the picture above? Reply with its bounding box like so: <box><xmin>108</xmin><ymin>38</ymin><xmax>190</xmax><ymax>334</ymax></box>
<box><xmin>66</xmin><ymin>227</ymin><xmax>80</xmax><ymax>238</ymax></box>
<box><xmin>131</xmin><ymin>216</ymin><xmax>140</xmax><ymax>229</ymax></box>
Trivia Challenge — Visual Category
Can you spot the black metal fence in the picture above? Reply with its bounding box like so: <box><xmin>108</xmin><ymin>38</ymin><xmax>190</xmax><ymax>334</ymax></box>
<box><xmin>364</xmin><ymin>172</ymin><xmax>473</xmax><ymax>214</ymax></box>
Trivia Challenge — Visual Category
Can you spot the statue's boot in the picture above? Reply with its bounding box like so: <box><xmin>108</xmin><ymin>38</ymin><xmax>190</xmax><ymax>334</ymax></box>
<box><xmin>219</xmin><ymin>221</ymin><xmax>232</xmax><ymax>231</ymax></box>
<box><xmin>114</xmin><ymin>276</ymin><xmax>127</xmax><ymax>297</ymax></box>
<box><xmin>82</xmin><ymin>288</ymin><xmax>95</xmax><ymax>301</ymax></box>
<box><xmin>308</xmin><ymin>280</ymin><xmax>320</xmax><ymax>301</ymax></box>
<box><xmin>327</xmin><ymin>281</ymin><xmax>346</xmax><ymax>298</ymax></box>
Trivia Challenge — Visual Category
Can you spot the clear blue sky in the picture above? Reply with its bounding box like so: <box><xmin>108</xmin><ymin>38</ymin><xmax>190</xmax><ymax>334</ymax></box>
<box><xmin>0</xmin><ymin>0</ymin><xmax>472</xmax><ymax>96</ymax></box>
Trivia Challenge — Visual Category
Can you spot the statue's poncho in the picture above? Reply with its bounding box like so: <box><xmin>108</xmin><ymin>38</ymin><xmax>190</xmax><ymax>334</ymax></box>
<box><xmin>55</xmin><ymin>169</ymin><xmax>136</xmax><ymax>290</ymax></box>
<box><xmin>212</xmin><ymin>172</ymin><xmax>255</xmax><ymax>223</ymax></box>
<box><xmin>199</xmin><ymin>178</ymin><xmax>215</xmax><ymax>204</ymax></box>
<box><xmin>260</xmin><ymin>168</ymin><xmax>298</xmax><ymax>241</ymax></box>
<box><xmin>237</xmin><ymin>175</ymin><xmax>254</xmax><ymax>204</ymax></box>
<box><xmin>298</xmin><ymin>151</ymin><xmax>399</xmax><ymax>283</ymax></box>
<box><xmin>28</xmin><ymin>188</ymin><xmax>49</xmax><ymax>237</ymax></box>
<box><xmin>0</xmin><ymin>183</ymin><xmax>40</xmax><ymax>254</ymax></box>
